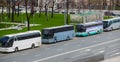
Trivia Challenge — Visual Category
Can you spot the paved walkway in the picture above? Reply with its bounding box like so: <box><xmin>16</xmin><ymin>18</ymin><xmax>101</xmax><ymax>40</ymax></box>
<box><xmin>0</xmin><ymin>22</ymin><xmax>24</xmax><ymax>25</ymax></box>
<box><xmin>101</xmin><ymin>56</ymin><xmax>120</xmax><ymax>62</ymax></box>
<box><xmin>0</xmin><ymin>22</ymin><xmax>40</xmax><ymax>31</ymax></box>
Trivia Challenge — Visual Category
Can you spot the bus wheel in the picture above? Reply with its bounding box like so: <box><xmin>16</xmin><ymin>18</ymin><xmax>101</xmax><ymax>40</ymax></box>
<box><xmin>110</xmin><ymin>27</ymin><xmax>113</xmax><ymax>31</ymax></box>
<box><xmin>54</xmin><ymin>39</ymin><xmax>57</xmax><ymax>43</ymax></box>
<box><xmin>31</xmin><ymin>44</ymin><xmax>35</xmax><ymax>49</ymax></box>
<box><xmin>14</xmin><ymin>47</ymin><xmax>18</xmax><ymax>52</ymax></box>
<box><xmin>87</xmin><ymin>32</ymin><xmax>90</xmax><ymax>36</ymax></box>
<box><xmin>67</xmin><ymin>36</ymin><xmax>70</xmax><ymax>40</ymax></box>
<box><xmin>54</xmin><ymin>37</ymin><xmax>57</xmax><ymax>43</ymax></box>
<box><xmin>97</xmin><ymin>30</ymin><xmax>100</xmax><ymax>34</ymax></box>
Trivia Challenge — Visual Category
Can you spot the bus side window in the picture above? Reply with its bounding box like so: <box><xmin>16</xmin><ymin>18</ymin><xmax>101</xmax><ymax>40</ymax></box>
<box><xmin>109</xmin><ymin>21</ymin><xmax>112</xmax><ymax>26</ymax></box>
<box><xmin>14</xmin><ymin>37</ymin><xmax>17</xmax><ymax>41</ymax></box>
<box><xmin>8</xmin><ymin>37</ymin><xmax>14</xmax><ymax>47</ymax></box>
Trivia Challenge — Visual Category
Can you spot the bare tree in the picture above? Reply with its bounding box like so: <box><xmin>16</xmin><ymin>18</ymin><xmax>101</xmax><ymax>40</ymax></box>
<box><xmin>44</xmin><ymin>0</ymin><xmax>51</xmax><ymax>21</ymax></box>
<box><xmin>0</xmin><ymin>0</ymin><xmax>7</xmax><ymax>22</ymax></box>
<box><xmin>6</xmin><ymin>0</ymin><xmax>11</xmax><ymax>19</ymax></box>
<box><xmin>38</xmin><ymin>0</ymin><xmax>43</xmax><ymax>17</ymax></box>
<box><xmin>76</xmin><ymin>0</ymin><xmax>82</xmax><ymax>14</ymax></box>
<box><xmin>11</xmin><ymin>0</ymin><xmax>16</xmax><ymax>22</ymax></box>
<box><xmin>24</xmin><ymin>0</ymin><xmax>35</xmax><ymax>31</ymax></box>
<box><xmin>51</xmin><ymin>0</ymin><xmax>56</xmax><ymax>18</ymax></box>
<box><xmin>16</xmin><ymin>0</ymin><xmax>20</xmax><ymax>17</ymax></box>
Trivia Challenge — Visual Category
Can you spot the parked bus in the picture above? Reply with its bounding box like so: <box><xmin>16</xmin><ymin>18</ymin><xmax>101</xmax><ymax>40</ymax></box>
<box><xmin>0</xmin><ymin>31</ymin><xmax>41</xmax><ymax>52</ymax></box>
<box><xmin>42</xmin><ymin>25</ymin><xmax>74</xmax><ymax>43</ymax></box>
<box><xmin>76</xmin><ymin>21</ymin><xmax>103</xmax><ymax>37</ymax></box>
<box><xmin>103</xmin><ymin>17</ymin><xmax>120</xmax><ymax>31</ymax></box>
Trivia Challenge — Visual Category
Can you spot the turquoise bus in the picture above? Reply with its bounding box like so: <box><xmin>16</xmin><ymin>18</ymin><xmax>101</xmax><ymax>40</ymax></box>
<box><xmin>42</xmin><ymin>25</ymin><xmax>75</xmax><ymax>43</ymax></box>
<box><xmin>76</xmin><ymin>21</ymin><xmax>103</xmax><ymax>37</ymax></box>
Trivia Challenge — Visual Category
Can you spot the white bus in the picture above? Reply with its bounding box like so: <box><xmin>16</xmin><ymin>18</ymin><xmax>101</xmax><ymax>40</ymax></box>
<box><xmin>103</xmin><ymin>17</ymin><xmax>120</xmax><ymax>31</ymax></box>
<box><xmin>0</xmin><ymin>30</ymin><xmax>41</xmax><ymax>52</ymax></box>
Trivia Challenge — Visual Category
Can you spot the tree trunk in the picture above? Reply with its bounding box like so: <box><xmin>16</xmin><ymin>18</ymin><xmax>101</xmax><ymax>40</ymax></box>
<box><xmin>11</xmin><ymin>2</ymin><xmax>15</xmax><ymax>22</ymax></box>
<box><xmin>25</xmin><ymin>0</ymin><xmax>30</xmax><ymax>31</ymax></box>
<box><xmin>17</xmin><ymin>3</ymin><xmax>20</xmax><ymax>17</ymax></box>
<box><xmin>45</xmin><ymin>4</ymin><xmax>48</xmax><ymax>16</ymax></box>
<box><xmin>39</xmin><ymin>7</ymin><xmax>42</xmax><ymax>17</ymax></box>
<box><xmin>51</xmin><ymin>7</ymin><xmax>54</xmax><ymax>18</ymax></box>
<box><xmin>1</xmin><ymin>4</ymin><xmax>4</xmax><ymax>22</ymax></box>
<box><xmin>51</xmin><ymin>1</ymin><xmax>55</xmax><ymax>18</ymax></box>
<box><xmin>45</xmin><ymin>4</ymin><xmax>48</xmax><ymax>21</ymax></box>
<box><xmin>66</xmin><ymin>0</ymin><xmax>69</xmax><ymax>24</ymax></box>
<box><xmin>7</xmin><ymin>0</ymin><xmax>11</xmax><ymax>19</ymax></box>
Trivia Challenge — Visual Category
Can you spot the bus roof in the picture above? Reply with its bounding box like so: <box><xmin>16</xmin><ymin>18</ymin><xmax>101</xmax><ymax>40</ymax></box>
<box><xmin>43</xmin><ymin>25</ymin><xmax>73</xmax><ymax>30</ymax></box>
<box><xmin>103</xmin><ymin>17</ymin><xmax>120</xmax><ymax>21</ymax></box>
<box><xmin>78</xmin><ymin>21</ymin><xmax>102</xmax><ymax>26</ymax></box>
<box><xmin>5</xmin><ymin>30</ymin><xmax>40</xmax><ymax>37</ymax></box>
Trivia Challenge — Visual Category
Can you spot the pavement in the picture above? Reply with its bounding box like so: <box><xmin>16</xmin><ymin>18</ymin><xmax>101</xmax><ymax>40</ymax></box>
<box><xmin>0</xmin><ymin>29</ymin><xmax>120</xmax><ymax>62</ymax></box>
<box><xmin>0</xmin><ymin>22</ymin><xmax>40</xmax><ymax>30</ymax></box>
<box><xmin>101</xmin><ymin>56</ymin><xmax>120</xmax><ymax>62</ymax></box>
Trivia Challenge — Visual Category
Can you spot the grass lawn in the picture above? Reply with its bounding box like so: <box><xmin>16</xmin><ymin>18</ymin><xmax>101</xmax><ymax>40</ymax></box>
<box><xmin>0</xmin><ymin>23</ymin><xmax>16</xmax><ymax>28</ymax></box>
<box><xmin>104</xmin><ymin>16</ymin><xmax>114</xmax><ymax>19</ymax></box>
<box><xmin>0</xmin><ymin>13</ymin><xmax>70</xmax><ymax>37</ymax></box>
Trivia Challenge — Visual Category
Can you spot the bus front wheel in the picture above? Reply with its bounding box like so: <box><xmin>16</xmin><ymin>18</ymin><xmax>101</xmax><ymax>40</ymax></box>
<box><xmin>67</xmin><ymin>36</ymin><xmax>70</xmax><ymax>40</ymax></box>
<box><xmin>31</xmin><ymin>44</ymin><xmax>35</xmax><ymax>49</ymax></box>
<box><xmin>54</xmin><ymin>37</ymin><xmax>57</xmax><ymax>43</ymax></box>
<box><xmin>14</xmin><ymin>47</ymin><xmax>18</xmax><ymax>52</ymax></box>
<box><xmin>110</xmin><ymin>27</ymin><xmax>113</xmax><ymax>31</ymax></box>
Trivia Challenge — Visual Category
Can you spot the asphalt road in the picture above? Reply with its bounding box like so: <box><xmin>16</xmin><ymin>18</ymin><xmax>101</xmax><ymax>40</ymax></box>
<box><xmin>0</xmin><ymin>29</ymin><xmax>120</xmax><ymax>62</ymax></box>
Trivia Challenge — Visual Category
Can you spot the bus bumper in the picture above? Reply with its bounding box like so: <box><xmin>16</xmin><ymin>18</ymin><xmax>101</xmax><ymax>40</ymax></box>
<box><xmin>103</xmin><ymin>29</ymin><xmax>109</xmax><ymax>32</ymax></box>
<box><xmin>42</xmin><ymin>39</ymin><xmax>54</xmax><ymax>44</ymax></box>
<box><xmin>0</xmin><ymin>47</ymin><xmax>14</xmax><ymax>52</ymax></box>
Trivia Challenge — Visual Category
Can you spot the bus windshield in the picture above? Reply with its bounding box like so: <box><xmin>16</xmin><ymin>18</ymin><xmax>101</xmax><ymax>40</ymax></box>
<box><xmin>76</xmin><ymin>25</ymin><xmax>86</xmax><ymax>32</ymax></box>
<box><xmin>0</xmin><ymin>36</ymin><xmax>9</xmax><ymax>47</ymax></box>
<box><xmin>103</xmin><ymin>21</ymin><xmax>108</xmax><ymax>28</ymax></box>
<box><xmin>42</xmin><ymin>34</ymin><xmax>53</xmax><ymax>39</ymax></box>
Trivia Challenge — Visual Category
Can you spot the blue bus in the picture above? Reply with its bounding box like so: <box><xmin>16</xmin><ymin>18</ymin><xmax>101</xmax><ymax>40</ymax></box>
<box><xmin>76</xmin><ymin>21</ymin><xmax>103</xmax><ymax>37</ymax></box>
<box><xmin>42</xmin><ymin>25</ymin><xmax>75</xmax><ymax>43</ymax></box>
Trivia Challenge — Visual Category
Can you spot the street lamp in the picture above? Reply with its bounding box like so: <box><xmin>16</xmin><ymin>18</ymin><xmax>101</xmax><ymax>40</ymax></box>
<box><xmin>64</xmin><ymin>0</ymin><xmax>69</xmax><ymax>25</ymax></box>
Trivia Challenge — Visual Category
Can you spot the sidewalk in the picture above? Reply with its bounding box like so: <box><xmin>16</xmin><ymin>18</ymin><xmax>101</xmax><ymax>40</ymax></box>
<box><xmin>0</xmin><ymin>22</ymin><xmax>40</xmax><ymax>31</ymax></box>
<box><xmin>101</xmin><ymin>56</ymin><xmax>120</xmax><ymax>62</ymax></box>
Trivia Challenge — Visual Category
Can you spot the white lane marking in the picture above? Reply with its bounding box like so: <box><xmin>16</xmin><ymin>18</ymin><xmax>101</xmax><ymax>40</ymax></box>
<box><xmin>108</xmin><ymin>49</ymin><xmax>119</xmax><ymax>54</ymax></box>
<box><xmin>110</xmin><ymin>52</ymin><xmax>120</xmax><ymax>57</ymax></box>
<box><xmin>33</xmin><ymin>38</ymin><xmax>120</xmax><ymax>62</ymax></box>
<box><xmin>93</xmin><ymin>50</ymin><xmax>105</xmax><ymax>56</ymax></box>
<box><xmin>13</xmin><ymin>61</ymin><xmax>16</xmax><ymax>62</ymax></box>
<box><xmin>85</xmin><ymin>49</ymin><xmax>91</xmax><ymax>52</ymax></box>
<box><xmin>99</xmin><ymin>51</ymin><xmax>105</xmax><ymax>53</ymax></box>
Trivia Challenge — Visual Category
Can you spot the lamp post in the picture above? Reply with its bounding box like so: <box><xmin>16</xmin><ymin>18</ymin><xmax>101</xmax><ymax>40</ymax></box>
<box><xmin>64</xmin><ymin>0</ymin><xmax>69</xmax><ymax>25</ymax></box>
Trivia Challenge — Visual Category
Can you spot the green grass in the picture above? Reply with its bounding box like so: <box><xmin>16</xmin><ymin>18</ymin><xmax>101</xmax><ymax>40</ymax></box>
<box><xmin>104</xmin><ymin>16</ymin><xmax>113</xmax><ymax>19</ymax></box>
<box><xmin>0</xmin><ymin>23</ymin><xmax>11</xmax><ymax>28</ymax></box>
<box><xmin>0</xmin><ymin>13</ymin><xmax>68</xmax><ymax>37</ymax></box>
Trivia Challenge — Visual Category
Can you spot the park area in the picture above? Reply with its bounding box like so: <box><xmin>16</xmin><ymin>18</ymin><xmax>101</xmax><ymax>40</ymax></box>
<box><xmin>0</xmin><ymin>13</ymin><xmax>70</xmax><ymax>36</ymax></box>
<box><xmin>0</xmin><ymin>12</ymin><xmax>113</xmax><ymax>37</ymax></box>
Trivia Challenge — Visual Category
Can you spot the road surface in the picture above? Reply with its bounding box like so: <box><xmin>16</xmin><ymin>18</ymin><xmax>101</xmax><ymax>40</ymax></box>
<box><xmin>0</xmin><ymin>29</ymin><xmax>120</xmax><ymax>62</ymax></box>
